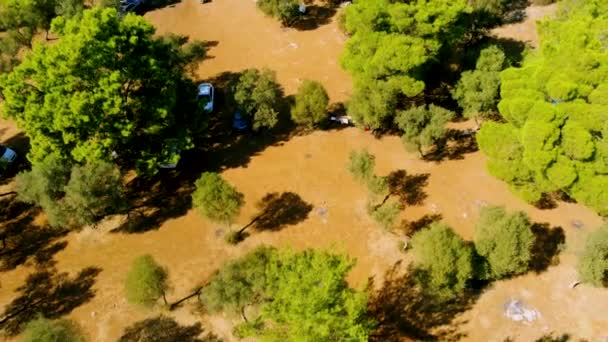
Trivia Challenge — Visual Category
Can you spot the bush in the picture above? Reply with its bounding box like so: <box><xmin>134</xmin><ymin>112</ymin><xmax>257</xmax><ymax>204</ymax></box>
<box><xmin>577</xmin><ymin>225</ymin><xmax>608</xmax><ymax>287</ymax></box>
<box><xmin>257</xmin><ymin>0</ymin><xmax>300</xmax><ymax>26</ymax></box>
<box><xmin>370</xmin><ymin>202</ymin><xmax>401</xmax><ymax>231</ymax></box>
<box><xmin>124</xmin><ymin>255</ymin><xmax>169</xmax><ymax>308</ymax></box>
<box><xmin>291</xmin><ymin>80</ymin><xmax>329</xmax><ymax>128</ymax></box>
<box><xmin>474</xmin><ymin>206</ymin><xmax>534</xmax><ymax>279</ymax></box>
<box><xmin>347</xmin><ymin>150</ymin><xmax>376</xmax><ymax>183</ymax></box>
<box><xmin>23</xmin><ymin>317</ymin><xmax>85</xmax><ymax>342</ymax></box>
<box><xmin>192</xmin><ymin>172</ymin><xmax>244</xmax><ymax>225</ymax></box>
<box><xmin>411</xmin><ymin>223</ymin><xmax>475</xmax><ymax>296</ymax></box>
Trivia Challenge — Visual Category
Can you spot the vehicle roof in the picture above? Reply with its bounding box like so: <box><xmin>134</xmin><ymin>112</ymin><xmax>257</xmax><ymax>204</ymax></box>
<box><xmin>198</xmin><ymin>83</ymin><xmax>213</xmax><ymax>95</ymax></box>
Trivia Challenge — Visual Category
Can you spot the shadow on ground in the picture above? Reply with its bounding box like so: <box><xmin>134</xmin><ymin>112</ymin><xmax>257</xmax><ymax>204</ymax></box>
<box><xmin>386</xmin><ymin>170</ymin><xmax>430</xmax><ymax>207</ymax></box>
<box><xmin>423</xmin><ymin>129</ymin><xmax>478</xmax><ymax>162</ymax></box>
<box><xmin>291</xmin><ymin>5</ymin><xmax>337</xmax><ymax>31</ymax></box>
<box><xmin>135</xmin><ymin>0</ymin><xmax>182</xmax><ymax>15</ymax></box>
<box><xmin>529</xmin><ymin>223</ymin><xmax>565</xmax><ymax>273</ymax></box>
<box><xmin>253</xmin><ymin>192</ymin><xmax>313</xmax><ymax>230</ymax></box>
<box><xmin>119</xmin><ymin>315</ymin><xmax>221</xmax><ymax>342</ymax></box>
<box><xmin>368</xmin><ymin>262</ymin><xmax>478</xmax><ymax>342</ymax></box>
<box><xmin>0</xmin><ymin>266</ymin><xmax>101</xmax><ymax>336</ymax></box>
<box><xmin>399</xmin><ymin>213</ymin><xmax>442</xmax><ymax>237</ymax></box>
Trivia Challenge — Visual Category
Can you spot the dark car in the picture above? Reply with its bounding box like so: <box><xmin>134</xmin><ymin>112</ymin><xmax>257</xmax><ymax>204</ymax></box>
<box><xmin>233</xmin><ymin>111</ymin><xmax>249</xmax><ymax>132</ymax></box>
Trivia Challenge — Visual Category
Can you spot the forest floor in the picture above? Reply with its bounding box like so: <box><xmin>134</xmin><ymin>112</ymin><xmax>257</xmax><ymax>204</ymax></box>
<box><xmin>1</xmin><ymin>1</ymin><xmax>607</xmax><ymax>341</ymax></box>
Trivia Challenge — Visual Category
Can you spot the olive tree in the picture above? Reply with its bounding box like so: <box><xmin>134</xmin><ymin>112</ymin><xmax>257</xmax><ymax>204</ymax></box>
<box><xmin>291</xmin><ymin>80</ymin><xmax>329</xmax><ymax>128</ymax></box>
<box><xmin>474</xmin><ymin>205</ymin><xmax>534</xmax><ymax>279</ymax></box>
<box><xmin>577</xmin><ymin>225</ymin><xmax>608</xmax><ymax>287</ymax></box>
<box><xmin>347</xmin><ymin>149</ymin><xmax>376</xmax><ymax>184</ymax></box>
<box><xmin>22</xmin><ymin>317</ymin><xmax>85</xmax><ymax>342</ymax></box>
<box><xmin>124</xmin><ymin>255</ymin><xmax>169</xmax><ymax>308</ymax></box>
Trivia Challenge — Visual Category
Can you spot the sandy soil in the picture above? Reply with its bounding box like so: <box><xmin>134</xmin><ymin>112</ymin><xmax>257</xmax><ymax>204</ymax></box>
<box><xmin>491</xmin><ymin>4</ymin><xmax>558</xmax><ymax>48</ymax></box>
<box><xmin>1</xmin><ymin>1</ymin><xmax>607</xmax><ymax>341</ymax></box>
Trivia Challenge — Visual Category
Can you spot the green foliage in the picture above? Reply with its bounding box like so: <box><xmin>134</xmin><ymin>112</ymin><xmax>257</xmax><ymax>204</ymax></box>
<box><xmin>256</xmin><ymin>0</ymin><xmax>299</xmax><ymax>26</ymax></box>
<box><xmin>207</xmin><ymin>247</ymin><xmax>373</xmax><ymax>341</ymax></box>
<box><xmin>453</xmin><ymin>46</ymin><xmax>506</xmax><ymax>120</ymax></box>
<box><xmin>192</xmin><ymin>172</ymin><xmax>244</xmax><ymax>225</ymax></box>
<box><xmin>474</xmin><ymin>206</ymin><xmax>534</xmax><ymax>279</ymax></box>
<box><xmin>394</xmin><ymin>104</ymin><xmax>455</xmax><ymax>156</ymax></box>
<box><xmin>23</xmin><ymin>317</ymin><xmax>85</xmax><ymax>342</ymax></box>
<box><xmin>577</xmin><ymin>225</ymin><xmax>608</xmax><ymax>287</ymax></box>
<box><xmin>125</xmin><ymin>255</ymin><xmax>169</xmax><ymax>308</ymax></box>
<box><xmin>0</xmin><ymin>8</ymin><xmax>205</xmax><ymax>174</ymax></box>
<box><xmin>347</xmin><ymin>149</ymin><xmax>376</xmax><ymax>184</ymax></box>
<box><xmin>370</xmin><ymin>201</ymin><xmax>401</xmax><ymax>231</ymax></box>
<box><xmin>341</xmin><ymin>0</ymin><xmax>470</xmax><ymax>128</ymax></box>
<box><xmin>477</xmin><ymin>1</ymin><xmax>608</xmax><ymax>215</ymax></box>
<box><xmin>291</xmin><ymin>80</ymin><xmax>329</xmax><ymax>128</ymax></box>
<box><xmin>203</xmin><ymin>246</ymin><xmax>276</xmax><ymax>315</ymax></box>
<box><xmin>411</xmin><ymin>222</ymin><xmax>475</xmax><ymax>297</ymax></box>
<box><xmin>233</xmin><ymin>69</ymin><xmax>283</xmax><ymax>131</ymax></box>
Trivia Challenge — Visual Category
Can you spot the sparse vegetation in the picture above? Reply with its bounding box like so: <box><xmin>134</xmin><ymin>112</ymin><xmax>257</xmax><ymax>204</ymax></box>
<box><xmin>578</xmin><ymin>225</ymin><xmax>608</xmax><ymax>287</ymax></box>
<box><xmin>22</xmin><ymin>317</ymin><xmax>85</xmax><ymax>342</ymax></box>
<box><xmin>125</xmin><ymin>255</ymin><xmax>169</xmax><ymax>308</ymax></box>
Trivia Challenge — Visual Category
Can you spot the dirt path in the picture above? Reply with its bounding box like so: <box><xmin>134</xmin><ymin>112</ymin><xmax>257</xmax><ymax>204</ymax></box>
<box><xmin>1</xmin><ymin>1</ymin><xmax>607</xmax><ymax>341</ymax></box>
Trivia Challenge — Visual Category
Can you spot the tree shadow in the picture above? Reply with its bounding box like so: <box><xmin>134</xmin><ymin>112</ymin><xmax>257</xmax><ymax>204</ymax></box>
<box><xmin>534</xmin><ymin>333</ymin><xmax>571</xmax><ymax>342</ymax></box>
<box><xmin>529</xmin><ymin>223</ymin><xmax>565</xmax><ymax>273</ymax></box>
<box><xmin>386</xmin><ymin>170</ymin><xmax>430</xmax><ymax>206</ymax></box>
<box><xmin>423</xmin><ymin>129</ymin><xmax>478</xmax><ymax>162</ymax></box>
<box><xmin>253</xmin><ymin>192</ymin><xmax>313</xmax><ymax>231</ymax></box>
<box><xmin>135</xmin><ymin>0</ymin><xmax>182</xmax><ymax>15</ymax></box>
<box><xmin>399</xmin><ymin>214</ymin><xmax>442</xmax><ymax>237</ymax></box>
<box><xmin>0</xmin><ymin>195</ymin><xmax>68</xmax><ymax>271</ymax></box>
<box><xmin>485</xmin><ymin>36</ymin><xmax>527</xmax><ymax>67</ymax></box>
<box><xmin>118</xmin><ymin>315</ymin><xmax>221</xmax><ymax>342</ymax></box>
<box><xmin>291</xmin><ymin>5</ymin><xmax>337</xmax><ymax>31</ymax></box>
<box><xmin>0</xmin><ymin>266</ymin><xmax>101</xmax><ymax>335</ymax></box>
<box><xmin>368</xmin><ymin>262</ymin><xmax>478</xmax><ymax>341</ymax></box>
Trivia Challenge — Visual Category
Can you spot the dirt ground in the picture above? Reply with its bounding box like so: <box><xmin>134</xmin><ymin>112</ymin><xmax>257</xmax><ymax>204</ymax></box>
<box><xmin>1</xmin><ymin>1</ymin><xmax>607</xmax><ymax>341</ymax></box>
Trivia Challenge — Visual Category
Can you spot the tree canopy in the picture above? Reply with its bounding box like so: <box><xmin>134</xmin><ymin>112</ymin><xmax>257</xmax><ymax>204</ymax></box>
<box><xmin>477</xmin><ymin>0</ymin><xmax>608</xmax><ymax>214</ymax></box>
<box><xmin>0</xmin><ymin>8</ymin><xmax>205</xmax><ymax>173</ymax></box>
<box><xmin>341</xmin><ymin>0</ymin><xmax>470</xmax><ymax>128</ymax></box>
<box><xmin>124</xmin><ymin>254</ymin><xmax>169</xmax><ymax>308</ymax></box>
<box><xmin>192</xmin><ymin>172</ymin><xmax>244</xmax><ymax>225</ymax></box>
<box><xmin>291</xmin><ymin>80</ymin><xmax>329</xmax><ymax>128</ymax></box>
<box><xmin>474</xmin><ymin>205</ymin><xmax>534</xmax><ymax>279</ymax></box>
<box><xmin>452</xmin><ymin>45</ymin><xmax>506</xmax><ymax>121</ymax></box>
<box><xmin>233</xmin><ymin>68</ymin><xmax>283</xmax><ymax>131</ymax></box>
<box><xmin>577</xmin><ymin>224</ymin><xmax>608</xmax><ymax>287</ymax></box>
<box><xmin>394</xmin><ymin>104</ymin><xmax>454</xmax><ymax>157</ymax></box>
<box><xmin>256</xmin><ymin>0</ymin><xmax>299</xmax><ymax>26</ymax></box>
<box><xmin>204</xmin><ymin>247</ymin><xmax>373</xmax><ymax>341</ymax></box>
<box><xmin>22</xmin><ymin>317</ymin><xmax>85</xmax><ymax>342</ymax></box>
<box><xmin>411</xmin><ymin>222</ymin><xmax>475</xmax><ymax>296</ymax></box>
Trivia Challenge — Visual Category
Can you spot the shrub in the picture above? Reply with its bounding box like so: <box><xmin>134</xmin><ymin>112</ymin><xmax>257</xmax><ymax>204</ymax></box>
<box><xmin>256</xmin><ymin>0</ymin><xmax>300</xmax><ymax>26</ymax></box>
<box><xmin>474</xmin><ymin>206</ymin><xmax>534</xmax><ymax>279</ymax></box>
<box><xmin>23</xmin><ymin>317</ymin><xmax>85</xmax><ymax>342</ymax></box>
<box><xmin>370</xmin><ymin>202</ymin><xmax>401</xmax><ymax>231</ymax></box>
<box><xmin>577</xmin><ymin>225</ymin><xmax>608</xmax><ymax>287</ymax></box>
<box><xmin>124</xmin><ymin>255</ymin><xmax>169</xmax><ymax>308</ymax></box>
<box><xmin>291</xmin><ymin>80</ymin><xmax>329</xmax><ymax>128</ymax></box>
<box><xmin>347</xmin><ymin>150</ymin><xmax>376</xmax><ymax>183</ymax></box>
<box><xmin>192</xmin><ymin>172</ymin><xmax>244</xmax><ymax>225</ymax></box>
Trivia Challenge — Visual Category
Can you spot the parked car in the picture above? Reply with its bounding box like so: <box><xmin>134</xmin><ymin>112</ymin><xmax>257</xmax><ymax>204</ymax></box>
<box><xmin>0</xmin><ymin>145</ymin><xmax>17</xmax><ymax>175</ymax></box>
<box><xmin>198</xmin><ymin>83</ymin><xmax>214</xmax><ymax>112</ymax></box>
<box><xmin>330</xmin><ymin>115</ymin><xmax>354</xmax><ymax>125</ymax></box>
<box><xmin>232</xmin><ymin>111</ymin><xmax>249</xmax><ymax>132</ymax></box>
<box><xmin>120</xmin><ymin>0</ymin><xmax>142</xmax><ymax>14</ymax></box>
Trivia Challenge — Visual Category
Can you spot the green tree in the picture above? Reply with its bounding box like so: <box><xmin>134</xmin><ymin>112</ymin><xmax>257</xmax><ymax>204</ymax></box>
<box><xmin>0</xmin><ymin>8</ymin><xmax>205</xmax><ymax>174</ymax></box>
<box><xmin>291</xmin><ymin>80</ymin><xmax>329</xmax><ymax>128</ymax></box>
<box><xmin>347</xmin><ymin>149</ymin><xmax>376</xmax><ymax>184</ymax></box>
<box><xmin>192</xmin><ymin>172</ymin><xmax>244</xmax><ymax>225</ymax></box>
<box><xmin>369</xmin><ymin>201</ymin><xmax>401</xmax><ymax>231</ymax></box>
<box><xmin>233</xmin><ymin>68</ymin><xmax>283</xmax><ymax>131</ymax></box>
<box><xmin>341</xmin><ymin>0</ymin><xmax>470</xmax><ymax>128</ymax></box>
<box><xmin>474</xmin><ymin>205</ymin><xmax>534</xmax><ymax>279</ymax></box>
<box><xmin>22</xmin><ymin>317</ymin><xmax>85</xmax><ymax>342</ymax></box>
<box><xmin>256</xmin><ymin>0</ymin><xmax>299</xmax><ymax>26</ymax></box>
<box><xmin>202</xmin><ymin>246</ymin><xmax>276</xmax><ymax>321</ymax></box>
<box><xmin>411</xmin><ymin>222</ymin><xmax>475</xmax><ymax>297</ymax></box>
<box><xmin>125</xmin><ymin>254</ymin><xmax>169</xmax><ymax>308</ymax></box>
<box><xmin>394</xmin><ymin>104</ymin><xmax>455</xmax><ymax>157</ymax></box>
<box><xmin>477</xmin><ymin>0</ymin><xmax>608</xmax><ymax>215</ymax></box>
<box><xmin>577</xmin><ymin>224</ymin><xmax>608</xmax><ymax>287</ymax></box>
<box><xmin>452</xmin><ymin>46</ymin><xmax>506</xmax><ymax>122</ymax></box>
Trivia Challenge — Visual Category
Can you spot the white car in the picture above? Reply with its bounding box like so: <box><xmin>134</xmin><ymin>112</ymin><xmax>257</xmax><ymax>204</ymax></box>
<box><xmin>120</xmin><ymin>0</ymin><xmax>142</xmax><ymax>13</ymax></box>
<box><xmin>330</xmin><ymin>115</ymin><xmax>354</xmax><ymax>125</ymax></box>
<box><xmin>198</xmin><ymin>83</ymin><xmax>214</xmax><ymax>112</ymax></box>
<box><xmin>0</xmin><ymin>145</ymin><xmax>17</xmax><ymax>164</ymax></box>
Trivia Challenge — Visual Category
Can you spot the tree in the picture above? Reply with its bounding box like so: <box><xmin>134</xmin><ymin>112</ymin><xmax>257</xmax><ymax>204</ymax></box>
<box><xmin>202</xmin><ymin>246</ymin><xmax>276</xmax><ymax>321</ymax></box>
<box><xmin>16</xmin><ymin>155</ymin><xmax>125</xmax><ymax>228</ymax></box>
<box><xmin>411</xmin><ymin>222</ymin><xmax>475</xmax><ymax>297</ymax></box>
<box><xmin>291</xmin><ymin>80</ymin><xmax>329</xmax><ymax>128</ymax></box>
<box><xmin>474</xmin><ymin>206</ymin><xmax>534</xmax><ymax>279</ymax></box>
<box><xmin>394</xmin><ymin>105</ymin><xmax>455</xmax><ymax>157</ymax></box>
<box><xmin>233</xmin><ymin>68</ymin><xmax>283</xmax><ymax>131</ymax></box>
<box><xmin>340</xmin><ymin>0</ymin><xmax>469</xmax><ymax>128</ymax></box>
<box><xmin>256</xmin><ymin>0</ymin><xmax>299</xmax><ymax>26</ymax></box>
<box><xmin>369</xmin><ymin>201</ymin><xmax>401</xmax><ymax>231</ymax></box>
<box><xmin>477</xmin><ymin>0</ymin><xmax>608</xmax><ymax>215</ymax></box>
<box><xmin>63</xmin><ymin>161</ymin><xmax>125</xmax><ymax>227</ymax></box>
<box><xmin>452</xmin><ymin>46</ymin><xmax>506</xmax><ymax>122</ymax></box>
<box><xmin>192</xmin><ymin>172</ymin><xmax>244</xmax><ymax>225</ymax></box>
<box><xmin>22</xmin><ymin>317</ymin><xmax>85</xmax><ymax>342</ymax></box>
<box><xmin>347</xmin><ymin>149</ymin><xmax>376</xmax><ymax>184</ymax></box>
<box><xmin>577</xmin><ymin>224</ymin><xmax>608</xmax><ymax>287</ymax></box>
<box><xmin>125</xmin><ymin>254</ymin><xmax>169</xmax><ymax>308</ymax></box>
<box><xmin>0</xmin><ymin>8</ymin><xmax>205</xmax><ymax>174</ymax></box>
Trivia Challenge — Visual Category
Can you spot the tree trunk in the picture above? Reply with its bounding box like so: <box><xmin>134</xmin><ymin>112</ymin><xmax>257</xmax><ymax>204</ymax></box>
<box><xmin>240</xmin><ymin>306</ymin><xmax>249</xmax><ymax>322</ymax></box>
<box><xmin>373</xmin><ymin>193</ymin><xmax>392</xmax><ymax>212</ymax></box>
<box><xmin>237</xmin><ymin>215</ymin><xmax>261</xmax><ymax>236</ymax></box>
<box><xmin>169</xmin><ymin>287</ymin><xmax>202</xmax><ymax>311</ymax></box>
<box><xmin>162</xmin><ymin>290</ymin><xmax>168</xmax><ymax>306</ymax></box>
<box><xmin>0</xmin><ymin>191</ymin><xmax>16</xmax><ymax>198</ymax></box>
